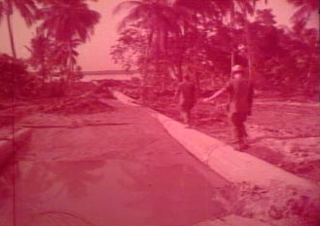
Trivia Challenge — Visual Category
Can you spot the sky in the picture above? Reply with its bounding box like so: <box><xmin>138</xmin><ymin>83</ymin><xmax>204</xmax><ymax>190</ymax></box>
<box><xmin>0</xmin><ymin>0</ymin><xmax>318</xmax><ymax>71</ymax></box>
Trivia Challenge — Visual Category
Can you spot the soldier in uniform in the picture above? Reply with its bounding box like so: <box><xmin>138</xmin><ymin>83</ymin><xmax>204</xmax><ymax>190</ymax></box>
<box><xmin>203</xmin><ymin>65</ymin><xmax>254</xmax><ymax>150</ymax></box>
<box><xmin>174</xmin><ymin>74</ymin><xmax>196</xmax><ymax>127</ymax></box>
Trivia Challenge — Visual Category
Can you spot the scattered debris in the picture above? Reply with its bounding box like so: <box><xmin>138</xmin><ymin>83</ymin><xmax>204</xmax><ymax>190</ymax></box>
<box><xmin>42</xmin><ymin>96</ymin><xmax>113</xmax><ymax>114</ymax></box>
<box><xmin>211</xmin><ymin>182</ymin><xmax>319</xmax><ymax>226</ymax></box>
<box><xmin>41</xmin><ymin>83</ymin><xmax>115</xmax><ymax>114</ymax></box>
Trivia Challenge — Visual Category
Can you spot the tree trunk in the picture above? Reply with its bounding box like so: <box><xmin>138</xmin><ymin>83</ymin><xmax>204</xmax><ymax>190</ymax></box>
<box><xmin>68</xmin><ymin>41</ymin><xmax>74</xmax><ymax>83</ymax></box>
<box><xmin>64</xmin><ymin>41</ymin><xmax>74</xmax><ymax>95</ymax></box>
<box><xmin>230</xmin><ymin>0</ymin><xmax>236</xmax><ymax>77</ymax></box>
<box><xmin>177</xmin><ymin>62</ymin><xmax>183</xmax><ymax>82</ymax></box>
<box><xmin>140</xmin><ymin>31</ymin><xmax>153</xmax><ymax>104</ymax></box>
<box><xmin>244</xmin><ymin>10</ymin><xmax>253</xmax><ymax>79</ymax></box>
<box><xmin>6</xmin><ymin>9</ymin><xmax>17</xmax><ymax>58</ymax></box>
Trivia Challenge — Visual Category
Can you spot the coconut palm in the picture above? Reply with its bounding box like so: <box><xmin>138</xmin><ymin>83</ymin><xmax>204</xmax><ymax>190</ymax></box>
<box><xmin>114</xmin><ymin>0</ymin><xmax>182</xmax><ymax>58</ymax></box>
<box><xmin>51</xmin><ymin>39</ymin><xmax>81</xmax><ymax>76</ymax></box>
<box><xmin>176</xmin><ymin>0</ymin><xmax>262</xmax><ymax>77</ymax></box>
<box><xmin>114</xmin><ymin>0</ymin><xmax>186</xmax><ymax>97</ymax></box>
<box><xmin>37</xmin><ymin>0</ymin><xmax>100</xmax><ymax>42</ymax></box>
<box><xmin>26</xmin><ymin>29</ymin><xmax>54</xmax><ymax>81</ymax></box>
<box><xmin>37</xmin><ymin>0</ymin><xmax>100</xmax><ymax>81</ymax></box>
<box><xmin>223</xmin><ymin>0</ymin><xmax>261</xmax><ymax>76</ymax></box>
<box><xmin>286</xmin><ymin>0</ymin><xmax>318</xmax><ymax>21</ymax></box>
<box><xmin>0</xmin><ymin>0</ymin><xmax>37</xmax><ymax>58</ymax></box>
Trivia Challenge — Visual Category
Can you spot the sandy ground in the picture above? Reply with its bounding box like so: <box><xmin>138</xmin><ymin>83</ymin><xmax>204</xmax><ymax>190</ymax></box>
<box><xmin>0</xmin><ymin>100</ymin><xmax>232</xmax><ymax>226</ymax></box>
<box><xmin>0</xmin><ymin>83</ymin><xmax>319</xmax><ymax>226</ymax></box>
<box><xmin>148</xmin><ymin>94</ymin><xmax>320</xmax><ymax>183</ymax></box>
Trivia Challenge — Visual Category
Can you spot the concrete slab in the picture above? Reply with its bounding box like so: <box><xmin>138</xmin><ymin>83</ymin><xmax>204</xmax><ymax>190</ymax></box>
<box><xmin>194</xmin><ymin>219</ymin><xmax>231</xmax><ymax>226</ymax></box>
<box><xmin>112</xmin><ymin>90</ymin><xmax>140</xmax><ymax>106</ymax></box>
<box><xmin>223</xmin><ymin>215</ymin><xmax>272</xmax><ymax>226</ymax></box>
<box><xmin>0</xmin><ymin>128</ymin><xmax>32</xmax><ymax>168</ymax></box>
<box><xmin>194</xmin><ymin>215</ymin><xmax>272</xmax><ymax>226</ymax></box>
<box><xmin>155</xmin><ymin>113</ymin><xmax>317</xmax><ymax>192</ymax></box>
<box><xmin>0</xmin><ymin>104</ymin><xmax>230</xmax><ymax>226</ymax></box>
<box><xmin>110</xmin><ymin>90</ymin><xmax>317</xmax><ymax>192</ymax></box>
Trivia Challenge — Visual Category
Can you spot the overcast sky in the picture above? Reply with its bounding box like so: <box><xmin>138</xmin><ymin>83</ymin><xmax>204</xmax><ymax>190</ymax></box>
<box><xmin>0</xmin><ymin>0</ymin><xmax>318</xmax><ymax>71</ymax></box>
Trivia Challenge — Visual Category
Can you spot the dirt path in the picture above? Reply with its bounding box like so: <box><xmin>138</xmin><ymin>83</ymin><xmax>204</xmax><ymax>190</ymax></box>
<box><xmin>0</xmin><ymin>100</ymin><xmax>230</xmax><ymax>226</ymax></box>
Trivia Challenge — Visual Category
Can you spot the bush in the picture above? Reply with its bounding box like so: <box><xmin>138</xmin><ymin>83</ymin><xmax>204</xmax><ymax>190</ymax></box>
<box><xmin>0</xmin><ymin>54</ymin><xmax>38</xmax><ymax>98</ymax></box>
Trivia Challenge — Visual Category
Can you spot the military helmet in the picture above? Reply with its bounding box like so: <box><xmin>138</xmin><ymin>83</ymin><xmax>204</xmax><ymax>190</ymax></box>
<box><xmin>231</xmin><ymin>65</ymin><xmax>244</xmax><ymax>74</ymax></box>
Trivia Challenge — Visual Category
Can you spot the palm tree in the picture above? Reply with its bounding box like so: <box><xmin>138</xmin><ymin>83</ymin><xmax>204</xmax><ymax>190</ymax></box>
<box><xmin>236</xmin><ymin>0</ymin><xmax>261</xmax><ymax>78</ymax></box>
<box><xmin>286</xmin><ymin>0</ymin><xmax>318</xmax><ymax>21</ymax></box>
<box><xmin>114</xmin><ymin>0</ymin><xmax>184</xmax><ymax>98</ymax></box>
<box><xmin>37</xmin><ymin>0</ymin><xmax>100</xmax><ymax>82</ymax></box>
<box><xmin>0</xmin><ymin>0</ymin><xmax>37</xmax><ymax>58</ymax></box>
<box><xmin>114</xmin><ymin>0</ymin><xmax>181</xmax><ymax>59</ymax></box>
<box><xmin>26</xmin><ymin>30</ymin><xmax>81</xmax><ymax>82</ymax></box>
<box><xmin>26</xmin><ymin>29</ymin><xmax>53</xmax><ymax>81</ymax></box>
<box><xmin>51</xmin><ymin>39</ymin><xmax>81</xmax><ymax>76</ymax></box>
<box><xmin>287</xmin><ymin>0</ymin><xmax>318</xmax><ymax>86</ymax></box>
<box><xmin>217</xmin><ymin>0</ymin><xmax>261</xmax><ymax>77</ymax></box>
<box><xmin>219</xmin><ymin>0</ymin><xmax>265</xmax><ymax>78</ymax></box>
<box><xmin>176</xmin><ymin>0</ymin><xmax>262</xmax><ymax>77</ymax></box>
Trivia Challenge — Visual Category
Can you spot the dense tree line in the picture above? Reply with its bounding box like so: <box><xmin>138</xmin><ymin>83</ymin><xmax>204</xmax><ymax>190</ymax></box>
<box><xmin>111</xmin><ymin>0</ymin><xmax>318</xmax><ymax>95</ymax></box>
<box><xmin>0</xmin><ymin>0</ymin><xmax>317</xmax><ymax>97</ymax></box>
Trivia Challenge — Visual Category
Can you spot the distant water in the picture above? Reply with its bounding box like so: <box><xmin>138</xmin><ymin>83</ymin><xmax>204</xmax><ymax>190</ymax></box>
<box><xmin>81</xmin><ymin>74</ymin><xmax>140</xmax><ymax>82</ymax></box>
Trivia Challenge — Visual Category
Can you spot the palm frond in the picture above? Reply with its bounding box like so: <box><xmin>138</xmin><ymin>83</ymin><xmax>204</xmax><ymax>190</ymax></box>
<box><xmin>117</xmin><ymin>5</ymin><xmax>147</xmax><ymax>31</ymax></box>
<box><xmin>39</xmin><ymin>1</ymin><xmax>100</xmax><ymax>42</ymax></box>
<box><xmin>287</xmin><ymin>0</ymin><xmax>318</xmax><ymax>21</ymax></box>
<box><xmin>14</xmin><ymin>0</ymin><xmax>38</xmax><ymax>26</ymax></box>
<box><xmin>112</xmin><ymin>1</ymin><xmax>142</xmax><ymax>15</ymax></box>
<box><xmin>236</xmin><ymin>0</ymin><xmax>254</xmax><ymax>15</ymax></box>
<box><xmin>24</xmin><ymin>45</ymin><xmax>32</xmax><ymax>53</ymax></box>
<box><xmin>291</xmin><ymin>4</ymin><xmax>313</xmax><ymax>21</ymax></box>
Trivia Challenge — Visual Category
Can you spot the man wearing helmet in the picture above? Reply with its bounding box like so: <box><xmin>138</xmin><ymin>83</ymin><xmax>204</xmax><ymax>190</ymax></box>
<box><xmin>203</xmin><ymin>65</ymin><xmax>254</xmax><ymax>150</ymax></box>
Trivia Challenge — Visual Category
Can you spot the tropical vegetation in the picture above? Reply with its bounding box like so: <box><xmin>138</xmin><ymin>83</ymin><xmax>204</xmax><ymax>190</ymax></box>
<box><xmin>0</xmin><ymin>0</ymin><xmax>100</xmax><ymax>97</ymax></box>
<box><xmin>0</xmin><ymin>53</ymin><xmax>38</xmax><ymax>97</ymax></box>
<box><xmin>0</xmin><ymin>0</ymin><xmax>37</xmax><ymax>58</ymax></box>
<box><xmin>0</xmin><ymin>0</ymin><xmax>318</xmax><ymax>98</ymax></box>
<box><xmin>111</xmin><ymin>0</ymin><xmax>318</xmax><ymax>95</ymax></box>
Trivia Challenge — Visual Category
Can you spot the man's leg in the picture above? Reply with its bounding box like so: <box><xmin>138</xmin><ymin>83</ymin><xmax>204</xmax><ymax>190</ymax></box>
<box><xmin>237</xmin><ymin>113</ymin><xmax>249</xmax><ymax>149</ymax></box>
<box><xmin>239</xmin><ymin>120</ymin><xmax>248</xmax><ymax>140</ymax></box>
<box><xmin>229</xmin><ymin>113</ymin><xmax>240</xmax><ymax>143</ymax></box>
<box><xmin>180</xmin><ymin>103</ymin><xmax>192</xmax><ymax>126</ymax></box>
<box><xmin>230</xmin><ymin>113</ymin><xmax>247</xmax><ymax>150</ymax></box>
<box><xmin>182</xmin><ymin>110</ymin><xmax>192</xmax><ymax>126</ymax></box>
<box><xmin>181</xmin><ymin>110</ymin><xmax>187</xmax><ymax>124</ymax></box>
<box><xmin>239</xmin><ymin>113</ymin><xmax>248</xmax><ymax>135</ymax></box>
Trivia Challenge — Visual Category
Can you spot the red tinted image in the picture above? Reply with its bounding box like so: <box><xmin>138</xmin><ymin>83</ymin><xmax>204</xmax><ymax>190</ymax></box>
<box><xmin>0</xmin><ymin>0</ymin><xmax>319</xmax><ymax>226</ymax></box>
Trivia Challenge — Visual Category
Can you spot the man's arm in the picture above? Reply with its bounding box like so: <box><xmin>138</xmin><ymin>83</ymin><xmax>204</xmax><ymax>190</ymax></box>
<box><xmin>203</xmin><ymin>84</ymin><xmax>230</xmax><ymax>102</ymax></box>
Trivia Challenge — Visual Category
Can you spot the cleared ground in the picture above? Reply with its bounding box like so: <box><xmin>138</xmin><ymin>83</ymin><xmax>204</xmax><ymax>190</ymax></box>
<box><xmin>0</xmin><ymin>100</ymin><xmax>230</xmax><ymax>226</ymax></box>
<box><xmin>149</xmin><ymin>94</ymin><xmax>320</xmax><ymax>182</ymax></box>
<box><xmin>0</xmin><ymin>83</ymin><xmax>319</xmax><ymax>226</ymax></box>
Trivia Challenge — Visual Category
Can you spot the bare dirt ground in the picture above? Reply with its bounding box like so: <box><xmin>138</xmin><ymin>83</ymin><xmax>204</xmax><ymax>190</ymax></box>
<box><xmin>120</xmin><ymin>88</ymin><xmax>320</xmax><ymax>226</ymax></box>
<box><xmin>1</xmin><ymin>100</ymin><xmax>231</xmax><ymax>226</ymax></box>
<box><xmin>145</xmin><ymin>92</ymin><xmax>320</xmax><ymax>183</ymax></box>
<box><xmin>0</xmin><ymin>82</ymin><xmax>319</xmax><ymax>226</ymax></box>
